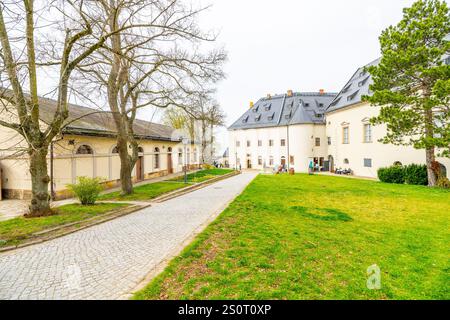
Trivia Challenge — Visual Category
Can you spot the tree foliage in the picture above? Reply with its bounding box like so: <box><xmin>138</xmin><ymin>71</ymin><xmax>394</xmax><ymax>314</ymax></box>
<box><xmin>363</xmin><ymin>0</ymin><xmax>450</xmax><ymax>186</ymax></box>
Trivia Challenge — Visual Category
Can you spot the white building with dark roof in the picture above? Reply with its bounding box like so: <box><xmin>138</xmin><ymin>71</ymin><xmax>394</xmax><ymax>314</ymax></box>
<box><xmin>228</xmin><ymin>90</ymin><xmax>337</xmax><ymax>172</ymax></box>
<box><xmin>325</xmin><ymin>58</ymin><xmax>450</xmax><ymax>179</ymax></box>
<box><xmin>228</xmin><ymin>56</ymin><xmax>450</xmax><ymax>179</ymax></box>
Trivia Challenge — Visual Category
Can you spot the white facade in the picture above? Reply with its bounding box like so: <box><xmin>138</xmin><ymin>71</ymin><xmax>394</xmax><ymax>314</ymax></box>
<box><xmin>228</xmin><ymin>102</ymin><xmax>450</xmax><ymax>179</ymax></box>
<box><xmin>229</xmin><ymin>123</ymin><xmax>327</xmax><ymax>172</ymax></box>
<box><xmin>325</xmin><ymin>102</ymin><xmax>450</xmax><ymax>179</ymax></box>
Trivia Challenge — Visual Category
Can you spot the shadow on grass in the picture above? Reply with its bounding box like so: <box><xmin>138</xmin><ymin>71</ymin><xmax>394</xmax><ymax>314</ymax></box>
<box><xmin>290</xmin><ymin>206</ymin><xmax>353</xmax><ymax>222</ymax></box>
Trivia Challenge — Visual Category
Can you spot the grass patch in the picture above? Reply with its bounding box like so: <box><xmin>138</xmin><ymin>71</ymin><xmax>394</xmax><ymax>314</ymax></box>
<box><xmin>134</xmin><ymin>174</ymin><xmax>450</xmax><ymax>300</ymax></box>
<box><xmin>0</xmin><ymin>203</ymin><xmax>129</xmax><ymax>248</ymax></box>
<box><xmin>170</xmin><ymin>169</ymin><xmax>234</xmax><ymax>183</ymax></box>
<box><xmin>98</xmin><ymin>182</ymin><xmax>189</xmax><ymax>201</ymax></box>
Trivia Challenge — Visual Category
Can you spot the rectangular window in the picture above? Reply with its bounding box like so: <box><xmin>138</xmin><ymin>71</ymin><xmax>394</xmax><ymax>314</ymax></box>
<box><xmin>178</xmin><ymin>150</ymin><xmax>183</xmax><ymax>165</ymax></box>
<box><xmin>247</xmin><ymin>141</ymin><xmax>251</xmax><ymax>147</ymax></box>
<box><xmin>327</xmin><ymin>137</ymin><xmax>331</xmax><ymax>145</ymax></box>
<box><xmin>364</xmin><ymin>158</ymin><xmax>372</xmax><ymax>168</ymax></box>
<box><xmin>290</xmin><ymin>156</ymin><xmax>295</xmax><ymax>165</ymax></box>
<box><xmin>269</xmin><ymin>157</ymin><xmax>274</xmax><ymax>166</ymax></box>
<box><xmin>269</xmin><ymin>140</ymin><xmax>274</xmax><ymax>147</ymax></box>
<box><xmin>364</xmin><ymin>124</ymin><xmax>372</xmax><ymax>143</ymax></box>
<box><xmin>281</xmin><ymin>139</ymin><xmax>286</xmax><ymax>147</ymax></box>
<box><xmin>258</xmin><ymin>157</ymin><xmax>263</xmax><ymax>165</ymax></box>
<box><xmin>236</xmin><ymin>141</ymin><xmax>240</xmax><ymax>147</ymax></box>
<box><xmin>315</xmin><ymin>138</ymin><xmax>321</xmax><ymax>147</ymax></box>
<box><xmin>343</xmin><ymin>127</ymin><xmax>349</xmax><ymax>144</ymax></box>
<box><xmin>258</xmin><ymin>140</ymin><xmax>262</xmax><ymax>147</ymax></box>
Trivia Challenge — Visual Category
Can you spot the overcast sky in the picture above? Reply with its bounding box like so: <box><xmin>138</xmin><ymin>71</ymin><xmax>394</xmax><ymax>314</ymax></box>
<box><xmin>179</xmin><ymin>0</ymin><xmax>447</xmax><ymax>154</ymax></box>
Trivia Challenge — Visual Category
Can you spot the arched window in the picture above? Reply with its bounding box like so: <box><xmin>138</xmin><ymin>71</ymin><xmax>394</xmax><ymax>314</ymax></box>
<box><xmin>393</xmin><ymin>161</ymin><xmax>402</xmax><ymax>166</ymax></box>
<box><xmin>344</xmin><ymin>158</ymin><xmax>349</xmax><ymax>165</ymax></box>
<box><xmin>138</xmin><ymin>147</ymin><xmax>144</xmax><ymax>154</ymax></box>
<box><xmin>178</xmin><ymin>148</ymin><xmax>183</xmax><ymax>165</ymax></box>
<box><xmin>111</xmin><ymin>146</ymin><xmax>119</xmax><ymax>154</ymax></box>
<box><xmin>168</xmin><ymin>147</ymin><xmax>173</xmax><ymax>153</ymax></box>
<box><xmin>154</xmin><ymin>147</ymin><xmax>160</xmax><ymax>169</ymax></box>
<box><xmin>76</xmin><ymin>145</ymin><xmax>94</xmax><ymax>155</ymax></box>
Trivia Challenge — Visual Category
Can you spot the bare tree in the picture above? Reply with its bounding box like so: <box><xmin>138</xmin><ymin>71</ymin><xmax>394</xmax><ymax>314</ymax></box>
<box><xmin>0</xmin><ymin>0</ymin><xmax>126</xmax><ymax>216</ymax></box>
<box><xmin>76</xmin><ymin>0</ymin><xmax>226</xmax><ymax>195</ymax></box>
<box><xmin>163</xmin><ymin>93</ymin><xmax>226</xmax><ymax>165</ymax></box>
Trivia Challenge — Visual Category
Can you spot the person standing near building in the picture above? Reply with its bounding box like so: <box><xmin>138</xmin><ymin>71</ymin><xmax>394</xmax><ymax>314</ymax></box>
<box><xmin>308</xmin><ymin>160</ymin><xmax>314</xmax><ymax>175</ymax></box>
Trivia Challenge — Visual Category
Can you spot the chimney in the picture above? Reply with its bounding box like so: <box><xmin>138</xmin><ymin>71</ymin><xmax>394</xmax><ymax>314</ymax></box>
<box><xmin>319</xmin><ymin>89</ymin><xmax>325</xmax><ymax>95</ymax></box>
<box><xmin>267</xmin><ymin>94</ymin><xmax>272</xmax><ymax>100</ymax></box>
<box><xmin>287</xmin><ymin>90</ymin><xmax>293</xmax><ymax>97</ymax></box>
<box><xmin>249</xmin><ymin>101</ymin><xmax>254</xmax><ymax>109</ymax></box>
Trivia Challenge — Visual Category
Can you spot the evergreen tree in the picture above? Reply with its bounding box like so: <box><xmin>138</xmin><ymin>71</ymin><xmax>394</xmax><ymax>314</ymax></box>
<box><xmin>364</xmin><ymin>0</ymin><xmax>450</xmax><ymax>186</ymax></box>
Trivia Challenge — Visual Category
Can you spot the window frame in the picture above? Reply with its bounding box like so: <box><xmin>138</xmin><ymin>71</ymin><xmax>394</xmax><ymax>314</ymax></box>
<box><xmin>342</xmin><ymin>127</ymin><xmax>349</xmax><ymax>144</ymax></box>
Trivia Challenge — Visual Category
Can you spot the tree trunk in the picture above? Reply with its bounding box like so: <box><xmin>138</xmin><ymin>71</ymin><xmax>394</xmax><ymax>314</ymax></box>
<box><xmin>424</xmin><ymin>108</ymin><xmax>437</xmax><ymax>187</ymax></box>
<box><xmin>426</xmin><ymin>147</ymin><xmax>437</xmax><ymax>187</ymax></box>
<box><xmin>116</xmin><ymin>136</ymin><xmax>134</xmax><ymax>195</ymax></box>
<box><xmin>28</xmin><ymin>147</ymin><xmax>52</xmax><ymax>217</ymax></box>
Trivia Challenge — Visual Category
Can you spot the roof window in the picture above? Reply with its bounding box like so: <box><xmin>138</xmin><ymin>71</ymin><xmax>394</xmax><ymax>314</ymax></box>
<box><xmin>242</xmin><ymin>115</ymin><xmax>249</xmax><ymax>123</ymax></box>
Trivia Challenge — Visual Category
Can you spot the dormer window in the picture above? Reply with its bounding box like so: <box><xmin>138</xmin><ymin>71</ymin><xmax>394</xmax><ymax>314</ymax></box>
<box><xmin>252</xmin><ymin>106</ymin><xmax>259</xmax><ymax>113</ymax></box>
<box><xmin>285</xmin><ymin>111</ymin><xmax>292</xmax><ymax>119</ymax></box>
<box><xmin>342</xmin><ymin>83</ymin><xmax>352</xmax><ymax>93</ymax></box>
<box><xmin>242</xmin><ymin>115</ymin><xmax>249</xmax><ymax>123</ymax></box>
<box><xmin>255</xmin><ymin>114</ymin><xmax>262</xmax><ymax>122</ymax></box>
<box><xmin>304</xmin><ymin>103</ymin><xmax>310</xmax><ymax>107</ymax></box>
<box><xmin>358</xmin><ymin>76</ymin><xmax>370</xmax><ymax>87</ymax></box>
<box><xmin>330</xmin><ymin>97</ymin><xmax>341</xmax><ymax>107</ymax></box>
<box><xmin>347</xmin><ymin>90</ymin><xmax>359</xmax><ymax>101</ymax></box>
<box><xmin>319</xmin><ymin>103</ymin><xmax>324</xmax><ymax>108</ymax></box>
<box><xmin>265</xmin><ymin>103</ymin><xmax>272</xmax><ymax>111</ymax></box>
<box><xmin>267</xmin><ymin>112</ymin><xmax>275</xmax><ymax>121</ymax></box>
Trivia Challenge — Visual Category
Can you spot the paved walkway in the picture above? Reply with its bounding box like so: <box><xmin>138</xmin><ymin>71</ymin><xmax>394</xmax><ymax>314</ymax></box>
<box><xmin>0</xmin><ymin>171</ymin><xmax>258</xmax><ymax>300</ymax></box>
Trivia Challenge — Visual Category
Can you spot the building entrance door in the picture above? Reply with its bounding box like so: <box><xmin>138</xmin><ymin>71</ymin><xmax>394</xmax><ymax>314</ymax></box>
<box><xmin>136</xmin><ymin>156</ymin><xmax>144</xmax><ymax>181</ymax></box>
<box><xmin>167</xmin><ymin>152</ymin><xmax>173</xmax><ymax>174</ymax></box>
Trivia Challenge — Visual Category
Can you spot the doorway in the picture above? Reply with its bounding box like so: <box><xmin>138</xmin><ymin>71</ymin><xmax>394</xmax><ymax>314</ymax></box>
<box><xmin>136</xmin><ymin>156</ymin><xmax>144</xmax><ymax>181</ymax></box>
<box><xmin>281</xmin><ymin>157</ymin><xmax>286</xmax><ymax>167</ymax></box>
<box><xmin>247</xmin><ymin>159</ymin><xmax>252</xmax><ymax>169</ymax></box>
<box><xmin>328</xmin><ymin>155</ymin><xmax>334</xmax><ymax>172</ymax></box>
<box><xmin>167</xmin><ymin>148</ymin><xmax>173</xmax><ymax>174</ymax></box>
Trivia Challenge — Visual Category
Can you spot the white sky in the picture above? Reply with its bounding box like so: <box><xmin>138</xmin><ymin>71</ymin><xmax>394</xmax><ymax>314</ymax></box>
<box><xmin>183</xmin><ymin>0</ymin><xmax>447</xmax><ymax>155</ymax></box>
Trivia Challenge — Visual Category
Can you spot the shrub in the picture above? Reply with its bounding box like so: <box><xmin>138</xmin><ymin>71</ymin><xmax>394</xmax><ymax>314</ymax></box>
<box><xmin>436</xmin><ymin>176</ymin><xmax>450</xmax><ymax>189</ymax></box>
<box><xmin>404</xmin><ymin>164</ymin><xmax>428</xmax><ymax>186</ymax></box>
<box><xmin>68</xmin><ymin>177</ymin><xmax>104</xmax><ymax>205</ymax></box>
<box><xmin>377</xmin><ymin>166</ymin><xmax>405</xmax><ymax>184</ymax></box>
<box><xmin>202</xmin><ymin>163</ymin><xmax>214</xmax><ymax>170</ymax></box>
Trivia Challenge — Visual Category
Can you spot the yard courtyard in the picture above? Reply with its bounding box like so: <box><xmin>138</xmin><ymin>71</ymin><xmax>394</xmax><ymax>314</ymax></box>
<box><xmin>135</xmin><ymin>173</ymin><xmax>450</xmax><ymax>300</ymax></box>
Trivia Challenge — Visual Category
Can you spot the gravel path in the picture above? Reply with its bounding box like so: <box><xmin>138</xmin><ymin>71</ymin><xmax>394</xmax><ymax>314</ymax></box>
<box><xmin>0</xmin><ymin>171</ymin><xmax>257</xmax><ymax>300</ymax></box>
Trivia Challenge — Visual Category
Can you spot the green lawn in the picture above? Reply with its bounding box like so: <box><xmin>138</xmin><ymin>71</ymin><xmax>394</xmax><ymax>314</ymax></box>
<box><xmin>170</xmin><ymin>169</ymin><xmax>234</xmax><ymax>183</ymax></box>
<box><xmin>98</xmin><ymin>181</ymin><xmax>189</xmax><ymax>201</ymax></box>
<box><xmin>100</xmin><ymin>169</ymin><xmax>235</xmax><ymax>201</ymax></box>
<box><xmin>134</xmin><ymin>174</ymin><xmax>450</xmax><ymax>300</ymax></box>
<box><xmin>0</xmin><ymin>203</ymin><xmax>129</xmax><ymax>248</ymax></box>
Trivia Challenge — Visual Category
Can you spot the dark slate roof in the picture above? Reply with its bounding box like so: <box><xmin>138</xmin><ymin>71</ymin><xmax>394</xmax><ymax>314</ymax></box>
<box><xmin>229</xmin><ymin>92</ymin><xmax>337</xmax><ymax>130</ymax></box>
<box><xmin>328</xmin><ymin>35</ymin><xmax>450</xmax><ymax>113</ymax></box>
<box><xmin>326</xmin><ymin>58</ymin><xmax>380</xmax><ymax>113</ymax></box>
<box><xmin>0</xmin><ymin>88</ymin><xmax>177</xmax><ymax>141</ymax></box>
